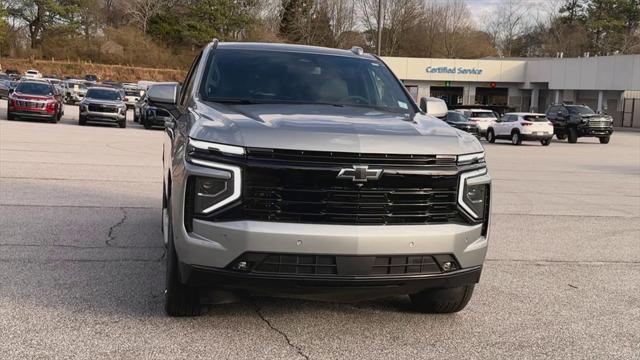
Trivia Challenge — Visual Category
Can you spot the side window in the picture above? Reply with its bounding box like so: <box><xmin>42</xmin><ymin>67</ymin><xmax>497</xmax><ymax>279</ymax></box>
<box><xmin>180</xmin><ymin>52</ymin><xmax>202</xmax><ymax>107</ymax></box>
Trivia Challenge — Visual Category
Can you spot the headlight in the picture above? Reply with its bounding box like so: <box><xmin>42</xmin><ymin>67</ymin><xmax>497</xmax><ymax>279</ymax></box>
<box><xmin>458</xmin><ymin>168</ymin><xmax>489</xmax><ymax>220</ymax></box>
<box><xmin>188</xmin><ymin>138</ymin><xmax>245</xmax><ymax>156</ymax></box>
<box><xmin>457</xmin><ymin>152</ymin><xmax>485</xmax><ymax>166</ymax></box>
<box><xmin>188</xmin><ymin>158</ymin><xmax>241</xmax><ymax>215</ymax></box>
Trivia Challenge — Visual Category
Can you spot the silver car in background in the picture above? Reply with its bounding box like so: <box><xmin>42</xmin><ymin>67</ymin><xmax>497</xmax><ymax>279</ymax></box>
<box><xmin>63</xmin><ymin>80</ymin><xmax>88</xmax><ymax>104</ymax></box>
<box><xmin>78</xmin><ymin>87</ymin><xmax>127</xmax><ymax>128</ymax></box>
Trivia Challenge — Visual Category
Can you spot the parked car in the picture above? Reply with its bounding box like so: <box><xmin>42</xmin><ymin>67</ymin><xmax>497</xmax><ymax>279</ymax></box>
<box><xmin>63</xmin><ymin>80</ymin><xmax>88</xmax><ymax>104</ymax></box>
<box><xmin>79</xmin><ymin>87</ymin><xmax>127</xmax><ymax>128</ymax></box>
<box><xmin>486</xmin><ymin>112</ymin><xmax>553</xmax><ymax>146</ymax></box>
<box><xmin>545</xmin><ymin>104</ymin><xmax>614</xmax><ymax>144</ymax></box>
<box><xmin>152</xmin><ymin>42</ymin><xmax>491</xmax><ymax>317</ymax></box>
<box><xmin>133</xmin><ymin>93</ymin><xmax>147</xmax><ymax>123</ymax></box>
<box><xmin>23</xmin><ymin>69</ymin><xmax>43</xmax><ymax>79</ymax></box>
<box><xmin>3</xmin><ymin>69</ymin><xmax>21</xmax><ymax>80</ymax></box>
<box><xmin>454</xmin><ymin>109</ymin><xmax>498</xmax><ymax>137</ymax></box>
<box><xmin>7</xmin><ymin>80</ymin><xmax>63</xmax><ymax>122</ymax></box>
<box><xmin>123</xmin><ymin>84</ymin><xmax>141</xmax><ymax>108</ymax></box>
<box><xmin>84</xmin><ymin>74</ymin><xmax>98</xmax><ymax>83</ymax></box>
<box><xmin>0</xmin><ymin>79</ymin><xmax>12</xmax><ymax>98</ymax></box>
<box><xmin>43</xmin><ymin>78</ymin><xmax>64</xmax><ymax>95</ymax></box>
<box><xmin>444</xmin><ymin>111</ymin><xmax>479</xmax><ymax>137</ymax></box>
<box><xmin>0</xmin><ymin>72</ymin><xmax>10</xmax><ymax>81</ymax></box>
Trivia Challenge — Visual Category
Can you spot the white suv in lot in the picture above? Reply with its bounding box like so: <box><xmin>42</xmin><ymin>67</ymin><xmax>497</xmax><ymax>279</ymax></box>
<box><xmin>486</xmin><ymin>112</ymin><xmax>554</xmax><ymax>146</ymax></box>
<box><xmin>454</xmin><ymin>109</ymin><xmax>498</xmax><ymax>136</ymax></box>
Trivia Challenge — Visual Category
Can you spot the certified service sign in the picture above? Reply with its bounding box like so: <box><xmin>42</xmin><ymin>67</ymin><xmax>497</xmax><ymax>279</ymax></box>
<box><xmin>426</xmin><ymin>66</ymin><xmax>483</xmax><ymax>75</ymax></box>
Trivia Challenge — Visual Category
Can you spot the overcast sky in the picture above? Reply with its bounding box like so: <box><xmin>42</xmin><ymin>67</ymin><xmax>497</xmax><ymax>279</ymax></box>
<box><xmin>464</xmin><ymin>0</ymin><xmax>560</xmax><ymax>29</ymax></box>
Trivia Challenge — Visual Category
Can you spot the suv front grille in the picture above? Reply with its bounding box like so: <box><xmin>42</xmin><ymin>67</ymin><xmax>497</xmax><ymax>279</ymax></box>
<box><xmin>16</xmin><ymin>100</ymin><xmax>45</xmax><ymax>108</ymax></box>
<box><xmin>88</xmin><ymin>104</ymin><xmax>117</xmax><ymax>113</ymax></box>
<box><xmin>588</xmin><ymin>120</ymin><xmax>610</xmax><ymax>128</ymax></box>
<box><xmin>192</xmin><ymin>148</ymin><xmax>471</xmax><ymax>226</ymax></box>
<box><xmin>227</xmin><ymin>166</ymin><xmax>459</xmax><ymax>225</ymax></box>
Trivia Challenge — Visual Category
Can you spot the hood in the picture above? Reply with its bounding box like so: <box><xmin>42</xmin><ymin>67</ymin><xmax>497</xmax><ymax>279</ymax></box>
<box><xmin>13</xmin><ymin>92</ymin><xmax>53</xmax><ymax>100</ymax></box>
<box><xmin>189</xmin><ymin>102</ymin><xmax>483</xmax><ymax>155</ymax></box>
<box><xmin>82</xmin><ymin>98</ymin><xmax>123</xmax><ymax>106</ymax></box>
<box><xmin>579</xmin><ymin>113</ymin><xmax>612</xmax><ymax>120</ymax></box>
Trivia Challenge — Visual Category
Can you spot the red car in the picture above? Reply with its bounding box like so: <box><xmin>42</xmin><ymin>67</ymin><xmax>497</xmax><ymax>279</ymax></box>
<box><xmin>7</xmin><ymin>80</ymin><xmax>64</xmax><ymax>123</ymax></box>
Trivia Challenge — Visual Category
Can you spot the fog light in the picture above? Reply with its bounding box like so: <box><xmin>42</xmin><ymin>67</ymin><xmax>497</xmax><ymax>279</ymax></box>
<box><xmin>442</xmin><ymin>262</ymin><xmax>452</xmax><ymax>271</ymax></box>
<box><xmin>232</xmin><ymin>261</ymin><xmax>249</xmax><ymax>272</ymax></box>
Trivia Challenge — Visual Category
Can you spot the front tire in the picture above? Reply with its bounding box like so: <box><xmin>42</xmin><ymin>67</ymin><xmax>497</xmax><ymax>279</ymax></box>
<box><xmin>541</xmin><ymin>138</ymin><xmax>551</xmax><ymax>146</ymax></box>
<box><xmin>486</xmin><ymin>129</ymin><xmax>496</xmax><ymax>143</ymax></box>
<box><xmin>7</xmin><ymin>111</ymin><xmax>15</xmax><ymax>120</ymax></box>
<box><xmin>599</xmin><ymin>136</ymin><xmax>610</xmax><ymax>144</ymax></box>
<box><xmin>511</xmin><ymin>132</ymin><xmax>522</xmax><ymax>145</ymax></box>
<box><xmin>119</xmin><ymin>120</ymin><xmax>126</xmax><ymax>128</ymax></box>
<box><xmin>79</xmin><ymin>115</ymin><xmax>86</xmax><ymax>126</ymax></box>
<box><xmin>568</xmin><ymin>127</ymin><xmax>578</xmax><ymax>143</ymax></box>
<box><xmin>410</xmin><ymin>285</ymin><xmax>475</xmax><ymax>314</ymax></box>
<box><xmin>164</xmin><ymin>204</ymin><xmax>206</xmax><ymax>317</ymax></box>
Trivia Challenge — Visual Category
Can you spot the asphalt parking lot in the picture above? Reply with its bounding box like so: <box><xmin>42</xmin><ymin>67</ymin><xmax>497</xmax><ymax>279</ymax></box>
<box><xmin>0</xmin><ymin>101</ymin><xmax>639</xmax><ymax>359</ymax></box>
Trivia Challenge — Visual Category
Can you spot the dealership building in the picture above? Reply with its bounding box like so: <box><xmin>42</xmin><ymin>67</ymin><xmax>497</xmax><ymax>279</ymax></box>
<box><xmin>382</xmin><ymin>54</ymin><xmax>640</xmax><ymax>128</ymax></box>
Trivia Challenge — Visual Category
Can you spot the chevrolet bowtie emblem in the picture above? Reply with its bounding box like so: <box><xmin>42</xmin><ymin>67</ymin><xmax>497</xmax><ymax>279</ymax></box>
<box><xmin>337</xmin><ymin>165</ymin><xmax>383</xmax><ymax>182</ymax></box>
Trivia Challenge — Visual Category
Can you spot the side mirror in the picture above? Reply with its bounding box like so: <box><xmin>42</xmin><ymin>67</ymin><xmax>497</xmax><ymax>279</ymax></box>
<box><xmin>419</xmin><ymin>97</ymin><xmax>448</xmax><ymax>119</ymax></box>
<box><xmin>147</xmin><ymin>83</ymin><xmax>179</xmax><ymax>107</ymax></box>
<box><xmin>8</xmin><ymin>88</ymin><xmax>14</xmax><ymax>94</ymax></box>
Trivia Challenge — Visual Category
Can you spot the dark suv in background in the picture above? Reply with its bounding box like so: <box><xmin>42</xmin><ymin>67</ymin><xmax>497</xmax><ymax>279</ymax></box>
<box><xmin>546</xmin><ymin>104</ymin><xmax>614</xmax><ymax>144</ymax></box>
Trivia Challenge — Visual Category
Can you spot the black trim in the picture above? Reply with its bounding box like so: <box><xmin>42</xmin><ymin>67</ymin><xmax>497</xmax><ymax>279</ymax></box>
<box><xmin>182</xmin><ymin>262</ymin><xmax>482</xmax><ymax>300</ymax></box>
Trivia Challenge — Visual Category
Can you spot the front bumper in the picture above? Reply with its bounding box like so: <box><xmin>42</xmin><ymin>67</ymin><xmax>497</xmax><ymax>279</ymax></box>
<box><xmin>581</xmin><ymin>126</ymin><xmax>614</xmax><ymax>137</ymax></box>
<box><xmin>81</xmin><ymin>110</ymin><xmax>126</xmax><ymax>122</ymax></box>
<box><xmin>182</xmin><ymin>262</ymin><xmax>482</xmax><ymax>300</ymax></box>
<box><xmin>171</xmin><ymin>153</ymin><xmax>491</xmax><ymax>296</ymax></box>
<box><xmin>8</xmin><ymin>108</ymin><xmax>55</xmax><ymax>119</ymax></box>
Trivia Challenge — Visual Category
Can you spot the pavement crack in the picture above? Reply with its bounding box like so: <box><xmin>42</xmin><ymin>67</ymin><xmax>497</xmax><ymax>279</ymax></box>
<box><xmin>106</xmin><ymin>208</ymin><xmax>128</xmax><ymax>247</ymax></box>
<box><xmin>252</xmin><ymin>302</ymin><xmax>309</xmax><ymax>360</ymax></box>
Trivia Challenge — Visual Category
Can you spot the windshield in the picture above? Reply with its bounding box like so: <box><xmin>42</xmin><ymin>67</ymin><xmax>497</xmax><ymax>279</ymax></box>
<box><xmin>567</xmin><ymin>106</ymin><xmax>595</xmax><ymax>115</ymax></box>
<box><xmin>16</xmin><ymin>82</ymin><xmax>53</xmax><ymax>96</ymax></box>
<box><xmin>447</xmin><ymin>112</ymin><xmax>468</xmax><ymax>123</ymax></box>
<box><xmin>523</xmin><ymin>115</ymin><xmax>548</xmax><ymax>122</ymax></box>
<box><xmin>86</xmin><ymin>88</ymin><xmax>121</xmax><ymax>100</ymax></box>
<box><xmin>125</xmin><ymin>90</ymin><xmax>139</xmax><ymax>96</ymax></box>
<box><xmin>199</xmin><ymin>49</ymin><xmax>414</xmax><ymax>113</ymax></box>
<box><xmin>470</xmin><ymin>112</ymin><xmax>496</xmax><ymax>118</ymax></box>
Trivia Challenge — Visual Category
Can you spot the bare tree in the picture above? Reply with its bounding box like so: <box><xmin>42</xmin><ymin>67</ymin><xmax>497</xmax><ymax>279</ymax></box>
<box><xmin>124</xmin><ymin>0</ymin><xmax>166</xmax><ymax>33</ymax></box>
<box><xmin>484</xmin><ymin>0</ymin><xmax>532</xmax><ymax>57</ymax></box>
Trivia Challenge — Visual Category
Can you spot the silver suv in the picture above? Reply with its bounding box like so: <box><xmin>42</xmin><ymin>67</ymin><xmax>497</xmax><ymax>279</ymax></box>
<box><xmin>79</xmin><ymin>87</ymin><xmax>127</xmax><ymax>128</ymax></box>
<box><xmin>149</xmin><ymin>41</ymin><xmax>491</xmax><ymax>316</ymax></box>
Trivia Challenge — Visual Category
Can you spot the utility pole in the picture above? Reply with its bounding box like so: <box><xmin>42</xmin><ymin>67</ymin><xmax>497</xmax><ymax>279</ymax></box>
<box><xmin>376</xmin><ymin>0</ymin><xmax>382</xmax><ymax>56</ymax></box>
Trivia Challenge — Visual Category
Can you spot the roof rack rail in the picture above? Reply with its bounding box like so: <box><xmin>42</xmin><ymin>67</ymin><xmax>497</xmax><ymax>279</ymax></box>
<box><xmin>350</xmin><ymin>46</ymin><xmax>364</xmax><ymax>56</ymax></box>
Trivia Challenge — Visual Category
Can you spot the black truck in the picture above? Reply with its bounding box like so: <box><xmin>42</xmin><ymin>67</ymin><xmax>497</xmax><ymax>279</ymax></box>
<box><xmin>545</xmin><ymin>104</ymin><xmax>614</xmax><ymax>144</ymax></box>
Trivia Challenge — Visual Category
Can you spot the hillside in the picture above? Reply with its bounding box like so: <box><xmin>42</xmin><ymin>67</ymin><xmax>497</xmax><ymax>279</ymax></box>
<box><xmin>0</xmin><ymin>58</ymin><xmax>187</xmax><ymax>82</ymax></box>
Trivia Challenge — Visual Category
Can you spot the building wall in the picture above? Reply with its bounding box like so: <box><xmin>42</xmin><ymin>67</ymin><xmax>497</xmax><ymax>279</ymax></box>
<box><xmin>383</xmin><ymin>55</ymin><xmax>640</xmax><ymax>91</ymax></box>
